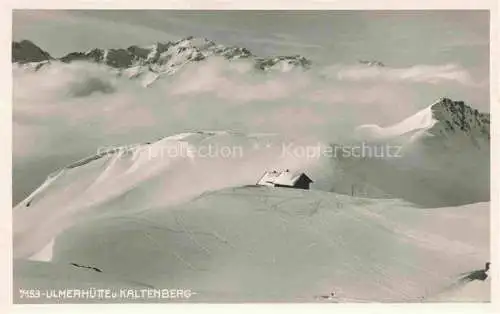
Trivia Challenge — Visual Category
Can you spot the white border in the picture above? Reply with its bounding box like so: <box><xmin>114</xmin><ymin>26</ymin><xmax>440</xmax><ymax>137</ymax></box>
<box><xmin>1</xmin><ymin>1</ymin><xmax>498</xmax><ymax>314</ymax></box>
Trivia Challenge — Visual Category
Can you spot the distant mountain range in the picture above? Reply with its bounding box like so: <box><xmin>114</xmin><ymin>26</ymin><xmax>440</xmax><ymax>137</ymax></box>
<box><xmin>12</xmin><ymin>37</ymin><xmax>392</xmax><ymax>87</ymax></box>
<box><xmin>12</xmin><ymin>37</ymin><xmax>313</xmax><ymax>86</ymax></box>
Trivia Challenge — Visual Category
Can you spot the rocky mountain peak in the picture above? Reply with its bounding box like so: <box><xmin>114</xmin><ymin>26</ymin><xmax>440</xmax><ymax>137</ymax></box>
<box><xmin>429</xmin><ymin>98</ymin><xmax>490</xmax><ymax>139</ymax></box>
<box><xmin>12</xmin><ymin>40</ymin><xmax>53</xmax><ymax>63</ymax></box>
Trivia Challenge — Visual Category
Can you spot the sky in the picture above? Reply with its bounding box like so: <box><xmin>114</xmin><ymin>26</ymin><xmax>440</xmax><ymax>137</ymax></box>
<box><xmin>11</xmin><ymin>10</ymin><xmax>491</xmax><ymax>204</ymax></box>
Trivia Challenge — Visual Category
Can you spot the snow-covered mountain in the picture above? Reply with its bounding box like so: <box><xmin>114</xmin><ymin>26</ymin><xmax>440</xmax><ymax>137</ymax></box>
<box><xmin>12</xmin><ymin>37</ymin><xmax>312</xmax><ymax>86</ymax></box>
<box><xmin>358</xmin><ymin>59</ymin><xmax>385</xmax><ymax>67</ymax></box>
<box><xmin>356</xmin><ymin>97</ymin><xmax>490</xmax><ymax>146</ymax></box>
<box><xmin>12</xmin><ymin>40</ymin><xmax>53</xmax><ymax>71</ymax></box>
<box><xmin>12</xmin><ymin>40</ymin><xmax>53</xmax><ymax>63</ymax></box>
<box><xmin>332</xmin><ymin>98</ymin><xmax>490</xmax><ymax>206</ymax></box>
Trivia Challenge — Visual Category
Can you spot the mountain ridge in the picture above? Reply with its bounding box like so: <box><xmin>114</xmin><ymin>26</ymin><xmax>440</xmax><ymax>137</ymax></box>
<box><xmin>12</xmin><ymin>37</ymin><xmax>313</xmax><ymax>84</ymax></box>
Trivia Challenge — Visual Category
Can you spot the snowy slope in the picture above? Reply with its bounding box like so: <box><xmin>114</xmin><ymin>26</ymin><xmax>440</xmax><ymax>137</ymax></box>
<box><xmin>15</xmin><ymin>186</ymin><xmax>489</xmax><ymax>302</ymax></box>
<box><xmin>14</xmin><ymin>259</ymin><xmax>154</xmax><ymax>304</ymax></box>
<box><xmin>13</xmin><ymin>131</ymin><xmax>334</xmax><ymax>260</ymax></box>
<box><xmin>355</xmin><ymin>103</ymin><xmax>437</xmax><ymax>141</ymax></box>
